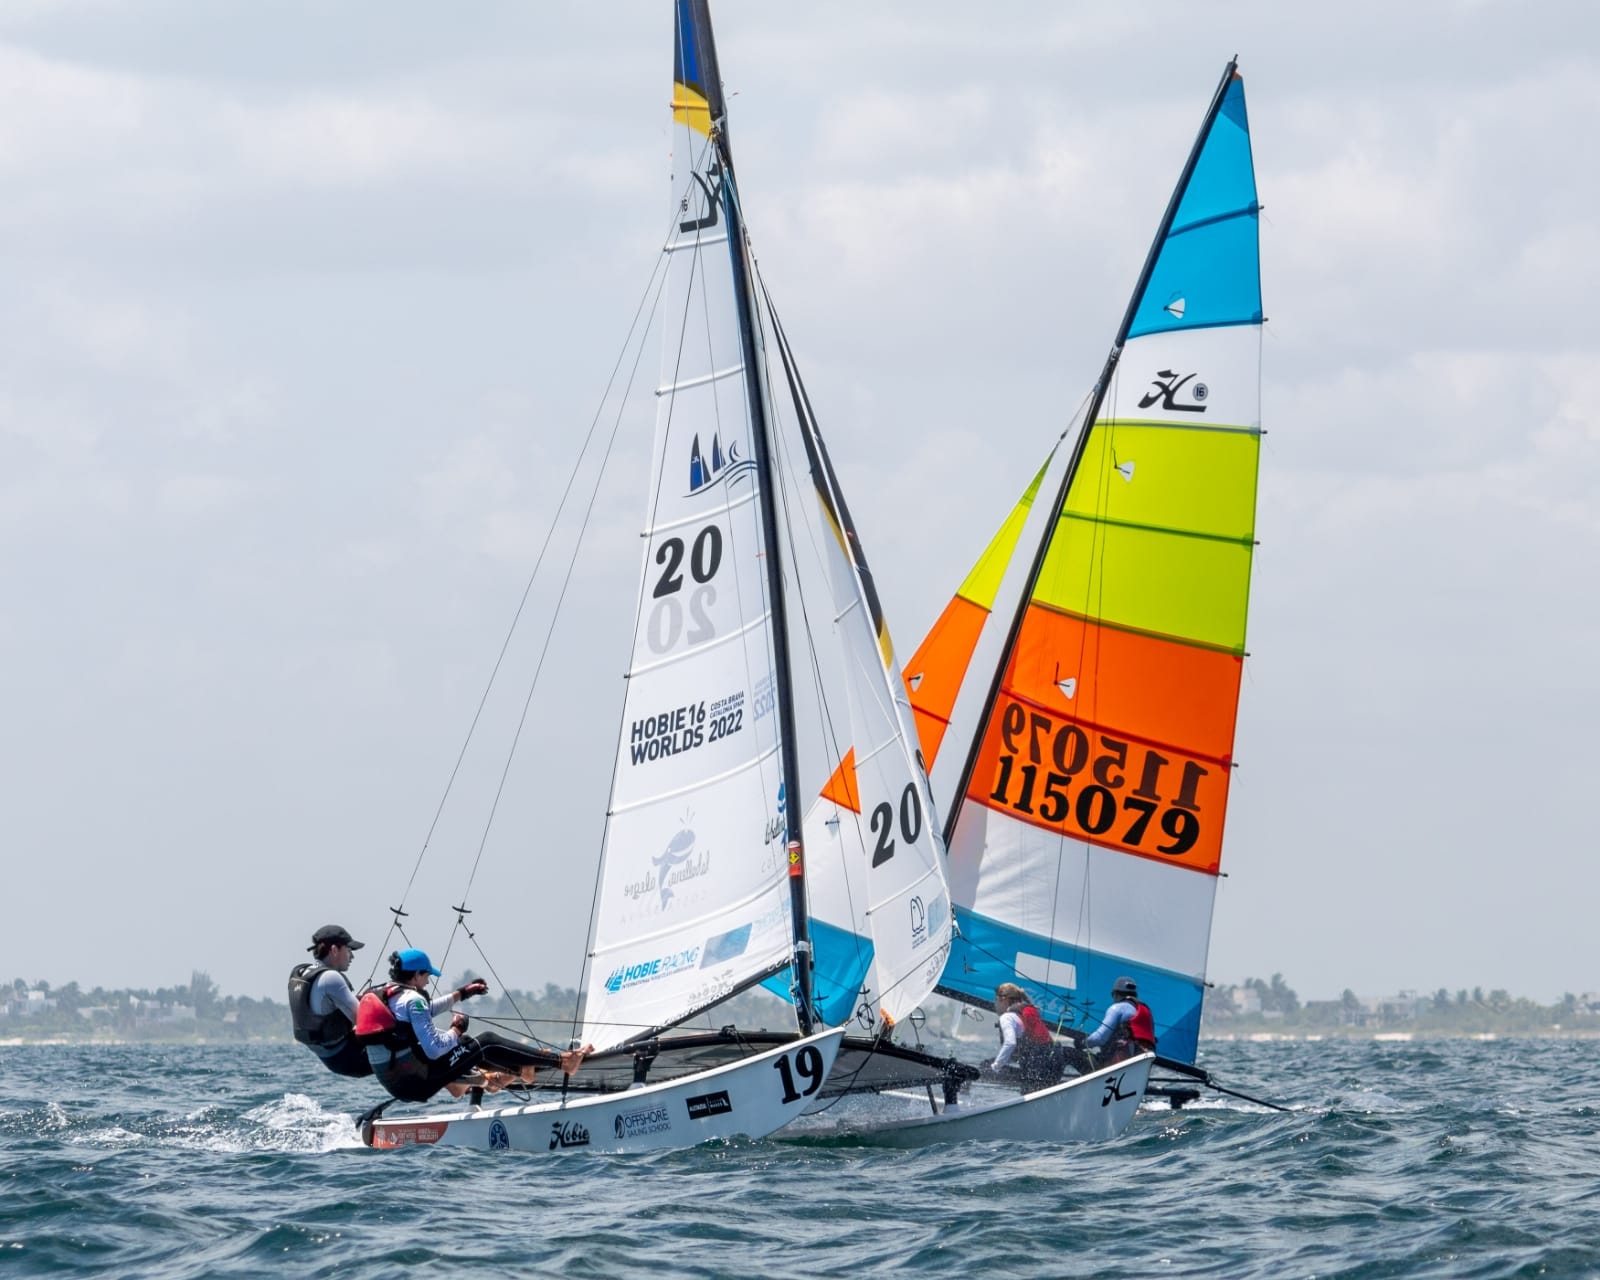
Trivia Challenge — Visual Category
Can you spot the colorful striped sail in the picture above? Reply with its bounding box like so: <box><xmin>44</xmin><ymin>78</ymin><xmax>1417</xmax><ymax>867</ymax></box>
<box><xmin>941</xmin><ymin>65</ymin><xmax>1262</xmax><ymax>1063</ymax></box>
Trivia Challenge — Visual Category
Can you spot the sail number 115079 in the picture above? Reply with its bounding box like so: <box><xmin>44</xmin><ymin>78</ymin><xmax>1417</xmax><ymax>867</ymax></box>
<box><xmin>980</xmin><ymin>699</ymin><xmax>1217</xmax><ymax>862</ymax></box>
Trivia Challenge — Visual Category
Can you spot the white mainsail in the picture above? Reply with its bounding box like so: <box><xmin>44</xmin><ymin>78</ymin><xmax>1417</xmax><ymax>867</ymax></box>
<box><xmin>579</xmin><ymin>8</ymin><xmax>797</xmax><ymax>1052</ymax></box>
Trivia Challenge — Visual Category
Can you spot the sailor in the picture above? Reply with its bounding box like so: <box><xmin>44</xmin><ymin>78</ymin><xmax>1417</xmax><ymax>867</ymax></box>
<box><xmin>989</xmin><ymin>982</ymin><xmax>1063</xmax><ymax>1086</ymax></box>
<box><xmin>355</xmin><ymin>947</ymin><xmax>593</xmax><ymax>1103</ymax></box>
<box><xmin>287</xmin><ymin>924</ymin><xmax>372</xmax><ymax>1078</ymax></box>
<box><xmin>1083</xmin><ymin>976</ymin><xmax>1158</xmax><ymax>1065</ymax></box>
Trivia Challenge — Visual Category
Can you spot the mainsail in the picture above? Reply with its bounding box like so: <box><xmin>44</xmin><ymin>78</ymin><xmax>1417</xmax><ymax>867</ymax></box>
<box><xmin>580</xmin><ymin>1</ymin><xmax>801</xmax><ymax>1050</ymax></box>
<box><xmin>939</xmin><ymin>64</ymin><xmax>1263</xmax><ymax>1064</ymax></box>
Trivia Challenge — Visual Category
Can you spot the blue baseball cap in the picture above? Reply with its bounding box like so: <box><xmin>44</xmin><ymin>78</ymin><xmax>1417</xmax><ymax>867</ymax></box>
<box><xmin>395</xmin><ymin>948</ymin><xmax>441</xmax><ymax>977</ymax></box>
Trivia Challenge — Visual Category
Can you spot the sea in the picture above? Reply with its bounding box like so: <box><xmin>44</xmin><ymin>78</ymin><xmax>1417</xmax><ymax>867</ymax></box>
<box><xmin>1</xmin><ymin>1037</ymin><xmax>1595</xmax><ymax>1279</ymax></box>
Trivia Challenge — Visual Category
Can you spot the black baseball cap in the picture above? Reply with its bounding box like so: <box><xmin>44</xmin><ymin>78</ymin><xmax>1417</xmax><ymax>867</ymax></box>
<box><xmin>309</xmin><ymin>925</ymin><xmax>364</xmax><ymax>951</ymax></box>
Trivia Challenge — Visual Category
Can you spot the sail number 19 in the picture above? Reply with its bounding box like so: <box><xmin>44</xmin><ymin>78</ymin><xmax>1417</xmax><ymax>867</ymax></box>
<box><xmin>773</xmin><ymin>1044</ymin><xmax>826</xmax><ymax>1103</ymax></box>
<box><xmin>983</xmin><ymin>701</ymin><xmax>1210</xmax><ymax>859</ymax></box>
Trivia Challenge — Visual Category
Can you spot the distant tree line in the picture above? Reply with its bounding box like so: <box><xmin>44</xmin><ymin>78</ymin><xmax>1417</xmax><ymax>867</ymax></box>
<box><xmin>0</xmin><ymin>971</ymin><xmax>794</xmax><ymax>1045</ymax></box>
<box><xmin>1203</xmin><ymin>975</ymin><xmax>1600</xmax><ymax>1035</ymax></box>
<box><xmin>7</xmin><ymin>970</ymin><xmax>1595</xmax><ymax>1043</ymax></box>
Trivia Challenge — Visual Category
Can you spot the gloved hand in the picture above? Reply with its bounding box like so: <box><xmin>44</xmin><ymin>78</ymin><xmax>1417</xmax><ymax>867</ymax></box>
<box><xmin>450</xmin><ymin>1012</ymin><xmax>469</xmax><ymax>1035</ymax></box>
<box><xmin>456</xmin><ymin>979</ymin><xmax>489</xmax><ymax>1001</ymax></box>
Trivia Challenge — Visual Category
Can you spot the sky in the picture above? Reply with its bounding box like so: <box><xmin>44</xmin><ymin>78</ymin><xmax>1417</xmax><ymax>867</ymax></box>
<box><xmin>2</xmin><ymin>2</ymin><xmax>1596</xmax><ymax>1006</ymax></box>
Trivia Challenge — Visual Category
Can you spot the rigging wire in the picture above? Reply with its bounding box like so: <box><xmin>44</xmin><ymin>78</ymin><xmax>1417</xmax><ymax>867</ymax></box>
<box><xmin>375</xmin><ymin>137</ymin><xmax>719</xmax><ymax>1013</ymax></box>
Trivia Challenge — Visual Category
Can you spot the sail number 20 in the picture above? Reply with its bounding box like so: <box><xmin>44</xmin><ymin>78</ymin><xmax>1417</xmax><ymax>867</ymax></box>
<box><xmin>986</xmin><ymin>702</ymin><xmax>1207</xmax><ymax>858</ymax></box>
<box><xmin>773</xmin><ymin>1044</ymin><xmax>826</xmax><ymax>1104</ymax></box>
<box><xmin>647</xmin><ymin>526</ymin><xmax>723</xmax><ymax>654</ymax></box>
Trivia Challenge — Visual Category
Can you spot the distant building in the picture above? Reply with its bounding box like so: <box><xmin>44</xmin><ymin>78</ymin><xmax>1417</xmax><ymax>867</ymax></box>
<box><xmin>0</xmin><ymin>988</ymin><xmax>57</xmax><ymax>1019</ymax></box>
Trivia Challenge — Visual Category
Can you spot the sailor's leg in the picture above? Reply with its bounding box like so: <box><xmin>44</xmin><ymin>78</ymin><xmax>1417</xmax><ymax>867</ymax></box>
<box><xmin>470</xmin><ymin>1030</ymin><xmax>562</xmax><ymax>1075</ymax></box>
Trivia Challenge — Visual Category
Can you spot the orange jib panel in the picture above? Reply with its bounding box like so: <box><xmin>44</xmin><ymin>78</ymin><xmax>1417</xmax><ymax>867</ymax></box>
<box><xmin>901</xmin><ymin>594</ymin><xmax>988</xmax><ymax>770</ymax></box>
<box><xmin>1009</xmin><ymin>603</ymin><xmax>1244</xmax><ymax>763</ymax></box>
<box><xmin>964</xmin><ymin>683</ymin><xmax>1233</xmax><ymax>876</ymax></box>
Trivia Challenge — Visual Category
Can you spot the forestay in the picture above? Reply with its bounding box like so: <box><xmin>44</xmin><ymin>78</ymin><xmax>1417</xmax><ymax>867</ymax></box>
<box><xmin>940</xmin><ymin>68</ymin><xmax>1263</xmax><ymax>1063</ymax></box>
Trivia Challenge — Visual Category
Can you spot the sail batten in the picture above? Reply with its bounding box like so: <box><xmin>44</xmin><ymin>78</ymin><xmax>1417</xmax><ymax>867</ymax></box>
<box><xmin>655</xmin><ymin>362</ymin><xmax>745</xmax><ymax>396</ymax></box>
<box><xmin>939</xmin><ymin>63</ymin><xmax>1262</xmax><ymax>1064</ymax></box>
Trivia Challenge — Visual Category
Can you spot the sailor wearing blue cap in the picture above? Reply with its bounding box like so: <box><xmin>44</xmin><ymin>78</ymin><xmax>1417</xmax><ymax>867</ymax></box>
<box><xmin>355</xmin><ymin>947</ymin><xmax>591</xmax><ymax>1103</ymax></box>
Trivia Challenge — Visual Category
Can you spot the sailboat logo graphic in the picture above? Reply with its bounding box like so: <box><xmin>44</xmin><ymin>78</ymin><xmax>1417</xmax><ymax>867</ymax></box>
<box><xmin>1137</xmin><ymin>370</ymin><xmax>1209</xmax><ymax>414</ymax></box>
<box><xmin>687</xmin><ymin>433</ymin><xmax>757</xmax><ymax>496</ymax></box>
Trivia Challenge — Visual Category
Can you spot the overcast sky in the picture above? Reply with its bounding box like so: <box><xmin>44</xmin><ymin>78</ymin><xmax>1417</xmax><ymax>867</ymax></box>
<box><xmin>2</xmin><ymin>2</ymin><xmax>1595</xmax><ymax>1006</ymax></box>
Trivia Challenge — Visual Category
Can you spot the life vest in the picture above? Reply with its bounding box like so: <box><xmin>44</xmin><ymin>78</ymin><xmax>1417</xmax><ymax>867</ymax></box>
<box><xmin>1017</xmin><ymin>1003</ymin><xmax>1054</xmax><ymax>1046</ymax></box>
<box><xmin>1108</xmin><ymin>1000</ymin><xmax>1158</xmax><ymax>1055</ymax></box>
<box><xmin>353</xmin><ymin>984</ymin><xmax>418</xmax><ymax>1051</ymax></box>
<box><xmin>1127</xmin><ymin>1000</ymin><xmax>1156</xmax><ymax>1049</ymax></box>
<box><xmin>287</xmin><ymin>962</ymin><xmax>354</xmax><ymax>1050</ymax></box>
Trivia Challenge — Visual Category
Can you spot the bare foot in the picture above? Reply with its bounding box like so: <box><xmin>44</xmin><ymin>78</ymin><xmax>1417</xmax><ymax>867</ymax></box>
<box><xmin>558</xmin><ymin>1044</ymin><xmax>594</xmax><ymax>1076</ymax></box>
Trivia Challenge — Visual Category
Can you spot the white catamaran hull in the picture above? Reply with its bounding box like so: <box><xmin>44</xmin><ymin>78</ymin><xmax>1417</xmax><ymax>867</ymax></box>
<box><xmin>796</xmin><ymin>1053</ymin><xmax>1153</xmax><ymax>1147</ymax></box>
<box><xmin>364</xmin><ymin>1027</ymin><xmax>844</xmax><ymax>1154</ymax></box>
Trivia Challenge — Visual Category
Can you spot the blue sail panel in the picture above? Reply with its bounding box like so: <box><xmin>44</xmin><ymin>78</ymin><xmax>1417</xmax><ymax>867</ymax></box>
<box><xmin>943</xmin><ymin>908</ymin><xmax>1204</xmax><ymax>1063</ymax></box>
<box><xmin>762</xmin><ymin>917</ymin><xmax>873</xmax><ymax>1028</ymax></box>
<box><xmin>674</xmin><ymin>0</ymin><xmax>702</xmax><ymax>91</ymax></box>
<box><xmin>1126</xmin><ymin>75</ymin><xmax>1261</xmax><ymax>339</ymax></box>
<box><xmin>1129</xmin><ymin>212</ymin><xmax>1261</xmax><ymax>337</ymax></box>
<box><xmin>1173</xmin><ymin>78</ymin><xmax>1256</xmax><ymax>230</ymax></box>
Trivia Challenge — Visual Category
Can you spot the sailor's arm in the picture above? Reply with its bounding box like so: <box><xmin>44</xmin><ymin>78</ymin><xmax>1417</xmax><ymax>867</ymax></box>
<box><xmin>312</xmin><ymin>970</ymin><xmax>360</xmax><ymax>1022</ymax></box>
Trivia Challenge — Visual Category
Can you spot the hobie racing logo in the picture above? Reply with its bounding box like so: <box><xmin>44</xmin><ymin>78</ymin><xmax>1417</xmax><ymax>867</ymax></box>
<box><xmin>604</xmin><ymin>946</ymin><xmax>702</xmax><ymax>994</ymax></box>
<box><xmin>549</xmin><ymin>1120</ymin><xmax>590</xmax><ymax>1150</ymax></box>
<box><xmin>613</xmin><ymin>1104</ymin><xmax>672</xmax><ymax>1140</ymax></box>
<box><xmin>1137</xmin><ymin>370</ymin><xmax>1209</xmax><ymax>414</ymax></box>
<box><xmin>687</xmin><ymin>431</ymin><xmax>756</xmax><ymax>496</ymax></box>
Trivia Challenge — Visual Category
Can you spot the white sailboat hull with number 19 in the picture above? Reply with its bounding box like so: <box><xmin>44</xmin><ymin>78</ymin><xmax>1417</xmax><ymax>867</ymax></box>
<box><xmin>364</xmin><ymin>1027</ymin><xmax>844</xmax><ymax>1154</ymax></box>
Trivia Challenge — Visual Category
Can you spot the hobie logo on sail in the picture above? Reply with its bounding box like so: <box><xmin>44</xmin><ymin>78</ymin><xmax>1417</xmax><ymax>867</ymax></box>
<box><xmin>604</xmin><ymin>947</ymin><xmax>701</xmax><ymax>993</ymax></box>
<box><xmin>679</xmin><ymin>159</ymin><xmax>723</xmax><ymax>235</ymax></box>
<box><xmin>687</xmin><ymin>432</ymin><xmax>756</xmax><ymax>496</ymax></box>
<box><xmin>1137</xmin><ymin>370</ymin><xmax>1209</xmax><ymax>414</ymax></box>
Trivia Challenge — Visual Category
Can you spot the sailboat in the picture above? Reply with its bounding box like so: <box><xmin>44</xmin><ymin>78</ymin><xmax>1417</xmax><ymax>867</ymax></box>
<box><xmin>787</xmin><ymin>58</ymin><xmax>1264</xmax><ymax>1143</ymax></box>
<box><xmin>363</xmin><ymin>0</ymin><xmax>948</xmax><ymax>1154</ymax></box>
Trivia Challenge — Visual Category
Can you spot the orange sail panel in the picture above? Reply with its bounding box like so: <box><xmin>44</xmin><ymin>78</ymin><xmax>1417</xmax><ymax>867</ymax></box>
<box><xmin>900</xmin><ymin>454</ymin><xmax>1054</xmax><ymax>771</ymax></box>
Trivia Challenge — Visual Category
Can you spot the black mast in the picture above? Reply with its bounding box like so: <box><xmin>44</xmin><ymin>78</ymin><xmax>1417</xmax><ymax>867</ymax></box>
<box><xmin>685</xmin><ymin>0</ymin><xmax>815</xmax><ymax>1033</ymax></box>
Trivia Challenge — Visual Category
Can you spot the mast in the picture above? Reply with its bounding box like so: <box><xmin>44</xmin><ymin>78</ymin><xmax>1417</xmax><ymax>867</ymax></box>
<box><xmin>687</xmin><ymin>0</ymin><xmax>815</xmax><ymax>1032</ymax></box>
<box><xmin>941</xmin><ymin>58</ymin><xmax>1242</xmax><ymax>850</ymax></box>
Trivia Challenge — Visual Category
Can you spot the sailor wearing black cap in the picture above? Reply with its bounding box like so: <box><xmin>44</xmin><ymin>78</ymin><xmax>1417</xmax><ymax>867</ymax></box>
<box><xmin>287</xmin><ymin>925</ymin><xmax>373</xmax><ymax>1078</ymax></box>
